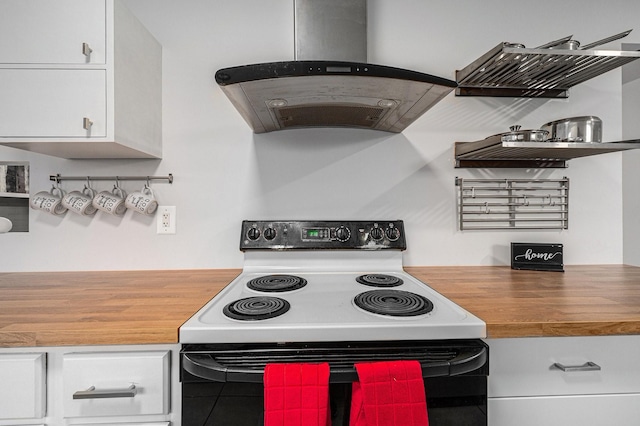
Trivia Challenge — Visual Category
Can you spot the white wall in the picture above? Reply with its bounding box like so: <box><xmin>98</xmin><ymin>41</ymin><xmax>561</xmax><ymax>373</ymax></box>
<box><xmin>1</xmin><ymin>0</ymin><xmax>638</xmax><ymax>272</ymax></box>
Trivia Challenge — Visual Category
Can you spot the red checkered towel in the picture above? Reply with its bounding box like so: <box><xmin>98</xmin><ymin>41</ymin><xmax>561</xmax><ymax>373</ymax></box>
<box><xmin>350</xmin><ymin>360</ymin><xmax>429</xmax><ymax>426</ymax></box>
<box><xmin>264</xmin><ymin>363</ymin><xmax>331</xmax><ymax>426</ymax></box>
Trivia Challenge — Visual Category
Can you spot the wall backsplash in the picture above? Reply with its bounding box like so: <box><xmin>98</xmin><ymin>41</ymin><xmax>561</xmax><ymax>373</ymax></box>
<box><xmin>0</xmin><ymin>0</ymin><xmax>638</xmax><ymax>272</ymax></box>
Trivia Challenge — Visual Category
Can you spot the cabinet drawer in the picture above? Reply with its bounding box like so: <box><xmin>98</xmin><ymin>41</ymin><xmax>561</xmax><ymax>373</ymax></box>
<box><xmin>487</xmin><ymin>336</ymin><xmax>640</xmax><ymax>397</ymax></box>
<box><xmin>0</xmin><ymin>353</ymin><xmax>46</xmax><ymax>420</ymax></box>
<box><xmin>489</xmin><ymin>394</ymin><xmax>640</xmax><ymax>426</ymax></box>
<box><xmin>0</xmin><ymin>69</ymin><xmax>107</xmax><ymax>138</ymax></box>
<box><xmin>63</xmin><ymin>351</ymin><xmax>169</xmax><ymax>418</ymax></box>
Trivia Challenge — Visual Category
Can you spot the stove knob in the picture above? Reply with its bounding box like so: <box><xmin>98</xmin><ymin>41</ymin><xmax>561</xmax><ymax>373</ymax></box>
<box><xmin>263</xmin><ymin>227</ymin><xmax>276</xmax><ymax>240</ymax></box>
<box><xmin>385</xmin><ymin>226</ymin><xmax>400</xmax><ymax>242</ymax></box>
<box><xmin>247</xmin><ymin>227</ymin><xmax>261</xmax><ymax>240</ymax></box>
<box><xmin>370</xmin><ymin>226</ymin><xmax>384</xmax><ymax>241</ymax></box>
<box><xmin>335</xmin><ymin>226</ymin><xmax>351</xmax><ymax>242</ymax></box>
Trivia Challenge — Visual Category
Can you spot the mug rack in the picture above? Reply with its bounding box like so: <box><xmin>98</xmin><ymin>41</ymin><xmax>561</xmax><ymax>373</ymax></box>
<box><xmin>456</xmin><ymin>177</ymin><xmax>570</xmax><ymax>230</ymax></box>
<box><xmin>50</xmin><ymin>173</ymin><xmax>173</xmax><ymax>184</ymax></box>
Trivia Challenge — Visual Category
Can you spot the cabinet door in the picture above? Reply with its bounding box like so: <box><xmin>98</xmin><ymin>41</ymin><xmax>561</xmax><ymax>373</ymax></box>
<box><xmin>489</xmin><ymin>394</ymin><xmax>640</xmax><ymax>426</ymax></box>
<box><xmin>0</xmin><ymin>353</ymin><xmax>46</xmax><ymax>420</ymax></box>
<box><xmin>0</xmin><ymin>0</ymin><xmax>106</xmax><ymax>64</ymax></box>
<box><xmin>0</xmin><ymin>69</ymin><xmax>107</xmax><ymax>138</ymax></box>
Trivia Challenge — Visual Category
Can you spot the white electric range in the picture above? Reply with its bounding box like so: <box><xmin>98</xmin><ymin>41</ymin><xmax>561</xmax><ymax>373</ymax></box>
<box><xmin>180</xmin><ymin>220</ymin><xmax>485</xmax><ymax>344</ymax></box>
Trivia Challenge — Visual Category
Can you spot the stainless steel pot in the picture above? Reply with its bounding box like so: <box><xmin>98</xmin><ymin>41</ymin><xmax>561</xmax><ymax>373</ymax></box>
<box><xmin>541</xmin><ymin>116</ymin><xmax>602</xmax><ymax>143</ymax></box>
<box><xmin>489</xmin><ymin>125</ymin><xmax>549</xmax><ymax>142</ymax></box>
<box><xmin>548</xmin><ymin>39</ymin><xmax>581</xmax><ymax>50</ymax></box>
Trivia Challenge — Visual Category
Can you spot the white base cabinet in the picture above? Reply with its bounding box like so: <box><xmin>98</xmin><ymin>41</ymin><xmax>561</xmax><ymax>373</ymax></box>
<box><xmin>0</xmin><ymin>0</ymin><xmax>162</xmax><ymax>159</ymax></box>
<box><xmin>0</xmin><ymin>345</ymin><xmax>179</xmax><ymax>426</ymax></box>
<box><xmin>486</xmin><ymin>335</ymin><xmax>640</xmax><ymax>426</ymax></box>
<box><xmin>0</xmin><ymin>353</ymin><xmax>46</xmax><ymax>421</ymax></box>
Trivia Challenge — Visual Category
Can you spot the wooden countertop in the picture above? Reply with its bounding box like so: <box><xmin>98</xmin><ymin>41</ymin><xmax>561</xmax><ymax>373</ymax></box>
<box><xmin>406</xmin><ymin>265</ymin><xmax>640</xmax><ymax>338</ymax></box>
<box><xmin>0</xmin><ymin>269</ymin><xmax>241</xmax><ymax>347</ymax></box>
<box><xmin>1</xmin><ymin>265</ymin><xmax>639</xmax><ymax>347</ymax></box>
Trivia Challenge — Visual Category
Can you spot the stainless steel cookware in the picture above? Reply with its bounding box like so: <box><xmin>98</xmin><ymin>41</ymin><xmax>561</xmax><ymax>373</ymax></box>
<box><xmin>488</xmin><ymin>125</ymin><xmax>549</xmax><ymax>142</ymax></box>
<box><xmin>548</xmin><ymin>39</ymin><xmax>580</xmax><ymax>50</ymax></box>
<box><xmin>541</xmin><ymin>116</ymin><xmax>602</xmax><ymax>143</ymax></box>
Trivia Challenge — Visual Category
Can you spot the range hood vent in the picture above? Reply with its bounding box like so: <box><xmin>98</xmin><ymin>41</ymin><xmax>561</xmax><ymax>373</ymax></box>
<box><xmin>214</xmin><ymin>0</ymin><xmax>456</xmax><ymax>134</ymax></box>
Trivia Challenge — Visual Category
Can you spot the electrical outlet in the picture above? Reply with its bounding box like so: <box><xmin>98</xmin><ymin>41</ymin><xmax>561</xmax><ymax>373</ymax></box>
<box><xmin>157</xmin><ymin>206</ymin><xmax>176</xmax><ymax>234</ymax></box>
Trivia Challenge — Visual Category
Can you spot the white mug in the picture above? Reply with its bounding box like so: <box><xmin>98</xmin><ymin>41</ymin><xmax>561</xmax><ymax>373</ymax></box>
<box><xmin>30</xmin><ymin>186</ymin><xmax>67</xmax><ymax>215</ymax></box>
<box><xmin>92</xmin><ymin>186</ymin><xmax>127</xmax><ymax>216</ymax></box>
<box><xmin>62</xmin><ymin>187</ymin><xmax>98</xmax><ymax>216</ymax></box>
<box><xmin>125</xmin><ymin>185</ymin><xmax>158</xmax><ymax>215</ymax></box>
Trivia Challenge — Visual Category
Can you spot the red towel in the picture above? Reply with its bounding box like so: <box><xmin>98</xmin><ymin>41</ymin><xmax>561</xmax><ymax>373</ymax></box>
<box><xmin>264</xmin><ymin>362</ymin><xmax>331</xmax><ymax>426</ymax></box>
<box><xmin>350</xmin><ymin>360</ymin><xmax>429</xmax><ymax>426</ymax></box>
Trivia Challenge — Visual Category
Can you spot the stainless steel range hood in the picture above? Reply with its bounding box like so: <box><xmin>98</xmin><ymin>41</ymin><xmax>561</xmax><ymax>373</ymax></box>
<box><xmin>214</xmin><ymin>0</ymin><xmax>456</xmax><ymax>134</ymax></box>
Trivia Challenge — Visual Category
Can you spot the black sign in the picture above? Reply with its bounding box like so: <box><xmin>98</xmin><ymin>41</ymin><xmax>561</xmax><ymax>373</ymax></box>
<box><xmin>511</xmin><ymin>243</ymin><xmax>564</xmax><ymax>272</ymax></box>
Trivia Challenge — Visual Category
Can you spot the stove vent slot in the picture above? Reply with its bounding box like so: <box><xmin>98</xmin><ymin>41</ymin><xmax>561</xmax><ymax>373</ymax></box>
<box><xmin>182</xmin><ymin>341</ymin><xmax>487</xmax><ymax>383</ymax></box>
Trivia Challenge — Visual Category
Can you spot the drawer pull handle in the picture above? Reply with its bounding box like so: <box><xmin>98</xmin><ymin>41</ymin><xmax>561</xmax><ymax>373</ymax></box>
<box><xmin>552</xmin><ymin>361</ymin><xmax>601</xmax><ymax>372</ymax></box>
<box><xmin>83</xmin><ymin>117</ymin><xmax>93</xmax><ymax>130</ymax></box>
<box><xmin>73</xmin><ymin>384</ymin><xmax>137</xmax><ymax>399</ymax></box>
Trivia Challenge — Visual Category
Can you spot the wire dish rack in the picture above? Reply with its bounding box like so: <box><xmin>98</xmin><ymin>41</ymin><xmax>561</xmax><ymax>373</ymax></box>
<box><xmin>456</xmin><ymin>43</ymin><xmax>640</xmax><ymax>98</ymax></box>
<box><xmin>456</xmin><ymin>177</ymin><xmax>569</xmax><ymax>230</ymax></box>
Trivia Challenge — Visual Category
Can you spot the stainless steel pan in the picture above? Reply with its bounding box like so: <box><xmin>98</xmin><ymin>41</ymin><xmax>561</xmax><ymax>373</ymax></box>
<box><xmin>541</xmin><ymin>116</ymin><xmax>602</xmax><ymax>143</ymax></box>
<box><xmin>487</xmin><ymin>125</ymin><xmax>549</xmax><ymax>142</ymax></box>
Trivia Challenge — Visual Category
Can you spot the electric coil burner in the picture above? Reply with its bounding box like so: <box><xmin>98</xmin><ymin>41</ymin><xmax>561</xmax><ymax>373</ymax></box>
<box><xmin>180</xmin><ymin>220</ymin><xmax>488</xmax><ymax>426</ymax></box>
<box><xmin>356</xmin><ymin>273</ymin><xmax>403</xmax><ymax>287</ymax></box>
<box><xmin>246</xmin><ymin>274</ymin><xmax>307</xmax><ymax>292</ymax></box>
<box><xmin>354</xmin><ymin>289</ymin><xmax>434</xmax><ymax>317</ymax></box>
<box><xmin>223</xmin><ymin>296</ymin><xmax>290</xmax><ymax>321</ymax></box>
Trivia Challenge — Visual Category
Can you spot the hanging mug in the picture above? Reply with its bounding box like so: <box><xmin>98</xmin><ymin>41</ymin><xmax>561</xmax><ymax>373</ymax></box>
<box><xmin>62</xmin><ymin>185</ymin><xmax>98</xmax><ymax>216</ymax></box>
<box><xmin>30</xmin><ymin>185</ymin><xmax>67</xmax><ymax>215</ymax></box>
<box><xmin>92</xmin><ymin>185</ymin><xmax>127</xmax><ymax>216</ymax></box>
<box><xmin>125</xmin><ymin>184</ymin><xmax>158</xmax><ymax>215</ymax></box>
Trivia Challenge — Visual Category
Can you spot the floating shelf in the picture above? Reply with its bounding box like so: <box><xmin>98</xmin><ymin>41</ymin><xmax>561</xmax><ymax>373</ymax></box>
<box><xmin>456</xmin><ymin>43</ymin><xmax>640</xmax><ymax>98</ymax></box>
<box><xmin>455</xmin><ymin>138</ymin><xmax>640</xmax><ymax>168</ymax></box>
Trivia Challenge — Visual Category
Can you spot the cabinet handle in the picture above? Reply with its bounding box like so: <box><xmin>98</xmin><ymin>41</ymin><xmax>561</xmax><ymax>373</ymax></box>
<box><xmin>82</xmin><ymin>42</ymin><xmax>93</xmax><ymax>58</ymax></box>
<box><xmin>552</xmin><ymin>361</ymin><xmax>601</xmax><ymax>372</ymax></box>
<box><xmin>73</xmin><ymin>384</ymin><xmax>137</xmax><ymax>399</ymax></box>
<box><xmin>83</xmin><ymin>117</ymin><xmax>93</xmax><ymax>130</ymax></box>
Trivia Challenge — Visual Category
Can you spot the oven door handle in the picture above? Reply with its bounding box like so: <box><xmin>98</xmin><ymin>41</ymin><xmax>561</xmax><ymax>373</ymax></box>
<box><xmin>182</xmin><ymin>346</ymin><xmax>487</xmax><ymax>383</ymax></box>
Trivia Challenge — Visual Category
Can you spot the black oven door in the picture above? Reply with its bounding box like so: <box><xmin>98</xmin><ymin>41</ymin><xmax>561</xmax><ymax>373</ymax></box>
<box><xmin>181</xmin><ymin>339</ymin><xmax>488</xmax><ymax>426</ymax></box>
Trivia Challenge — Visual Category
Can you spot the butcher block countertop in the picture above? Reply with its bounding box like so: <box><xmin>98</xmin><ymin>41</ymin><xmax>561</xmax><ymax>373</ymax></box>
<box><xmin>1</xmin><ymin>265</ymin><xmax>640</xmax><ymax>347</ymax></box>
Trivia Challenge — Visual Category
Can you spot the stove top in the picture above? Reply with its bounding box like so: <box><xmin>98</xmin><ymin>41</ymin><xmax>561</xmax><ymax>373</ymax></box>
<box><xmin>179</xmin><ymin>220</ymin><xmax>486</xmax><ymax>344</ymax></box>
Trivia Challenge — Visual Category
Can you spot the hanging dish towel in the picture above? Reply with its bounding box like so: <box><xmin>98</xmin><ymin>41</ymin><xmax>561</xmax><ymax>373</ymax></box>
<box><xmin>350</xmin><ymin>360</ymin><xmax>429</xmax><ymax>426</ymax></box>
<box><xmin>264</xmin><ymin>362</ymin><xmax>331</xmax><ymax>426</ymax></box>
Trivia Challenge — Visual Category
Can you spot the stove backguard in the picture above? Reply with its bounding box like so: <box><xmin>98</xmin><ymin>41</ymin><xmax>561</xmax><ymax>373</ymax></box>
<box><xmin>240</xmin><ymin>220</ymin><xmax>406</xmax><ymax>251</ymax></box>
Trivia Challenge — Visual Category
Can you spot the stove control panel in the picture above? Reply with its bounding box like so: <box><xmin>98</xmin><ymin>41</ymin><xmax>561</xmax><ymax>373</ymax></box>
<box><xmin>240</xmin><ymin>220</ymin><xmax>406</xmax><ymax>250</ymax></box>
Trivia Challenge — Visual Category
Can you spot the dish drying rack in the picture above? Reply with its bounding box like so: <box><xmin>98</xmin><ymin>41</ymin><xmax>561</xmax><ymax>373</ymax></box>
<box><xmin>456</xmin><ymin>177</ymin><xmax>569</xmax><ymax>230</ymax></box>
<box><xmin>456</xmin><ymin>42</ymin><xmax>640</xmax><ymax>98</ymax></box>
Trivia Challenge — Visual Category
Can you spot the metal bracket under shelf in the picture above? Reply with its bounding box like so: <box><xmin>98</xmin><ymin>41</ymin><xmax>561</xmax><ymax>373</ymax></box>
<box><xmin>456</xmin><ymin>177</ymin><xmax>569</xmax><ymax>231</ymax></box>
<box><xmin>454</xmin><ymin>139</ymin><xmax>640</xmax><ymax>168</ymax></box>
<box><xmin>455</xmin><ymin>42</ymin><xmax>640</xmax><ymax>98</ymax></box>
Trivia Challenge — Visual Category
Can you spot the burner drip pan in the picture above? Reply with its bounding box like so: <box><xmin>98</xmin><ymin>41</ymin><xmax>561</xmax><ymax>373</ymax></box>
<box><xmin>223</xmin><ymin>297</ymin><xmax>290</xmax><ymax>321</ymax></box>
<box><xmin>356</xmin><ymin>274</ymin><xmax>403</xmax><ymax>287</ymax></box>
<box><xmin>247</xmin><ymin>275</ymin><xmax>307</xmax><ymax>292</ymax></box>
<box><xmin>354</xmin><ymin>290</ymin><xmax>433</xmax><ymax>317</ymax></box>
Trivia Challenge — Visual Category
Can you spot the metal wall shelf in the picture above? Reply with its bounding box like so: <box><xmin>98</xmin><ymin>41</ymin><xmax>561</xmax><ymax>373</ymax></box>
<box><xmin>456</xmin><ymin>177</ymin><xmax>569</xmax><ymax>230</ymax></box>
<box><xmin>456</xmin><ymin>43</ymin><xmax>640</xmax><ymax>98</ymax></box>
<box><xmin>455</xmin><ymin>139</ymin><xmax>640</xmax><ymax>168</ymax></box>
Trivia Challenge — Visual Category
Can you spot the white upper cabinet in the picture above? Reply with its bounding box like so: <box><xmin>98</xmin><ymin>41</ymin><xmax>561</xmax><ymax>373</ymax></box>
<box><xmin>0</xmin><ymin>0</ymin><xmax>106</xmax><ymax>64</ymax></box>
<box><xmin>0</xmin><ymin>0</ymin><xmax>162</xmax><ymax>159</ymax></box>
